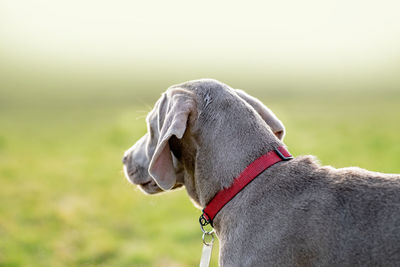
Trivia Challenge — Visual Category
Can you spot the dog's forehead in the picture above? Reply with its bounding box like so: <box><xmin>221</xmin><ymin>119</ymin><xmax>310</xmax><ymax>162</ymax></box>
<box><xmin>145</xmin><ymin>104</ymin><xmax>157</xmax><ymax>124</ymax></box>
<box><xmin>145</xmin><ymin>93</ymin><xmax>172</xmax><ymax>137</ymax></box>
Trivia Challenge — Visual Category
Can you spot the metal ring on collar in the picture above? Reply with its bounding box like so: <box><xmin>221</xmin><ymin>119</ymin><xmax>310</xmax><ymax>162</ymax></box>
<box><xmin>202</xmin><ymin>232</ymin><xmax>215</xmax><ymax>246</ymax></box>
<box><xmin>200</xmin><ymin>222</ymin><xmax>215</xmax><ymax>235</ymax></box>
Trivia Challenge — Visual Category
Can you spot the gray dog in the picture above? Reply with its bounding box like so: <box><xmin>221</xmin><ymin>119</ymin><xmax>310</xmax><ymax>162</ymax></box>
<box><xmin>123</xmin><ymin>79</ymin><xmax>400</xmax><ymax>266</ymax></box>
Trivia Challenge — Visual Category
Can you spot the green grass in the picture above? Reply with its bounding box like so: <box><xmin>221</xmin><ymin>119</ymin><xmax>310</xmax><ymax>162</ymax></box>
<box><xmin>0</xmin><ymin>86</ymin><xmax>399</xmax><ymax>266</ymax></box>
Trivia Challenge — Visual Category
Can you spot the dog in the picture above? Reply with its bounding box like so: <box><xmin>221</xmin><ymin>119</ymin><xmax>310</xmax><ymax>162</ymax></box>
<box><xmin>123</xmin><ymin>79</ymin><xmax>400</xmax><ymax>266</ymax></box>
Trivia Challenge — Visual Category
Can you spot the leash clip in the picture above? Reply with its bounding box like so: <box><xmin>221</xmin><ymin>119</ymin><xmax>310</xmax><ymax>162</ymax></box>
<box><xmin>199</xmin><ymin>211</ymin><xmax>215</xmax><ymax>267</ymax></box>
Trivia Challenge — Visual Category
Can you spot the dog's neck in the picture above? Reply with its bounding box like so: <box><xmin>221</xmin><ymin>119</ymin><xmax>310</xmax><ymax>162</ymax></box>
<box><xmin>182</xmin><ymin>97</ymin><xmax>282</xmax><ymax>209</ymax></box>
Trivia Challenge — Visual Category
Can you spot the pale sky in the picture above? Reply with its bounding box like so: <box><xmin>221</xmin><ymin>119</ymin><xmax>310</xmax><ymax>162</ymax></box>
<box><xmin>1</xmin><ymin>0</ymin><xmax>400</xmax><ymax>72</ymax></box>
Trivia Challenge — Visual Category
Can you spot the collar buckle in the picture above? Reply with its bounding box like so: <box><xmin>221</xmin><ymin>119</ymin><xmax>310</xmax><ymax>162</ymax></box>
<box><xmin>199</xmin><ymin>211</ymin><xmax>214</xmax><ymax>232</ymax></box>
<box><xmin>274</xmin><ymin>147</ymin><xmax>293</xmax><ymax>161</ymax></box>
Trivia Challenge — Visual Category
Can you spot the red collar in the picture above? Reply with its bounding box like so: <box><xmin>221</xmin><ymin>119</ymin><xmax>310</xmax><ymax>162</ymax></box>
<box><xmin>199</xmin><ymin>146</ymin><xmax>293</xmax><ymax>228</ymax></box>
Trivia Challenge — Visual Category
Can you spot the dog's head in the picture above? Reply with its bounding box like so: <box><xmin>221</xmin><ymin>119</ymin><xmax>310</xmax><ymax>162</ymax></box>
<box><xmin>123</xmin><ymin>79</ymin><xmax>285</xmax><ymax>195</ymax></box>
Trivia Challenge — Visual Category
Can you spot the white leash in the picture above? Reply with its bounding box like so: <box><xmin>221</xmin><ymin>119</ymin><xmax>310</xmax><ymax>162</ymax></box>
<box><xmin>199</xmin><ymin>231</ymin><xmax>215</xmax><ymax>267</ymax></box>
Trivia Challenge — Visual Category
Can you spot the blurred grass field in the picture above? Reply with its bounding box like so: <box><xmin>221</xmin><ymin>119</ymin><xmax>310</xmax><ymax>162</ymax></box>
<box><xmin>1</xmin><ymin>71</ymin><xmax>400</xmax><ymax>266</ymax></box>
<box><xmin>2</xmin><ymin>1</ymin><xmax>400</xmax><ymax>266</ymax></box>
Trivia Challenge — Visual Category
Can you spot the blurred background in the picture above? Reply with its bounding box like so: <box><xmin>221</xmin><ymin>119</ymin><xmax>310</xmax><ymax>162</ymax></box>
<box><xmin>1</xmin><ymin>0</ymin><xmax>399</xmax><ymax>266</ymax></box>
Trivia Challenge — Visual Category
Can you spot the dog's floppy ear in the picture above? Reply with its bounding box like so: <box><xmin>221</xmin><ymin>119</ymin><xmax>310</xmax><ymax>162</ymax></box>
<box><xmin>236</xmin><ymin>89</ymin><xmax>285</xmax><ymax>140</ymax></box>
<box><xmin>148</xmin><ymin>88</ymin><xmax>195</xmax><ymax>190</ymax></box>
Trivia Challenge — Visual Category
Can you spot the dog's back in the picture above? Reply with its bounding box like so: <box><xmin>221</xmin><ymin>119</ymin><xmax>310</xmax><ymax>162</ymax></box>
<box><xmin>218</xmin><ymin>155</ymin><xmax>400</xmax><ymax>266</ymax></box>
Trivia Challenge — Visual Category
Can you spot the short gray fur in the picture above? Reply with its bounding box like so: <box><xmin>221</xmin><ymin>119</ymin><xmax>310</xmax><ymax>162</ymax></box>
<box><xmin>123</xmin><ymin>79</ymin><xmax>400</xmax><ymax>266</ymax></box>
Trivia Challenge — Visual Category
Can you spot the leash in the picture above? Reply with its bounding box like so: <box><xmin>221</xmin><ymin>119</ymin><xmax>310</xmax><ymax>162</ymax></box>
<box><xmin>198</xmin><ymin>146</ymin><xmax>293</xmax><ymax>266</ymax></box>
<box><xmin>199</xmin><ymin>226</ymin><xmax>215</xmax><ymax>267</ymax></box>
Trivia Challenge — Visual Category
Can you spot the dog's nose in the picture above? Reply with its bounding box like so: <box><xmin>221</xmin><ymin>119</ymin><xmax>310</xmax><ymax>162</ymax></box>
<box><xmin>122</xmin><ymin>154</ymin><xmax>130</xmax><ymax>164</ymax></box>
